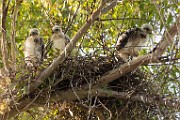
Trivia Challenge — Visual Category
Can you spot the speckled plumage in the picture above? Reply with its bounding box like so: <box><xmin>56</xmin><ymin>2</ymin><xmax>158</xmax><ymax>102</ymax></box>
<box><xmin>116</xmin><ymin>24</ymin><xmax>153</xmax><ymax>62</ymax></box>
<box><xmin>50</xmin><ymin>25</ymin><xmax>70</xmax><ymax>54</ymax></box>
<box><xmin>24</xmin><ymin>28</ymin><xmax>44</xmax><ymax>69</ymax></box>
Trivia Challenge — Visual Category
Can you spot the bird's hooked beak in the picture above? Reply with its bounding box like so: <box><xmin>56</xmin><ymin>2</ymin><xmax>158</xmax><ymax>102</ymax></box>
<box><xmin>52</xmin><ymin>25</ymin><xmax>62</xmax><ymax>33</ymax></box>
<box><xmin>30</xmin><ymin>28</ymin><xmax>39</xmax><ymax>36</ymax></box>
<box><xmin>54</xmin><ymin>28</ymin><xmax>60</xmax><ymax>32</ymax></box>
<box><xmin>32</xmin><ymin>31</ymin><xmax>38</xmax><ymax>35</ymax></box>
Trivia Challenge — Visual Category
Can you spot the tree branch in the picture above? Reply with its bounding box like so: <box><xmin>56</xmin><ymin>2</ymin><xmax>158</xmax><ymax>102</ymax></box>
<box><xmin>96</xmin><ymin>17</ymin><xmax>144</xmax><ymax>21</ymax></box>
<box><xmin>26</xmin><ymin>0</ymin><xmax>118</xmax><ymax>95</ymax></box>
<box><xmin>6</xmin><ymin>89</ymin><xmax>180</xmax><ymax>118</ymax></box>
<box><xmin>1</xmin><ymin>0</ymin><xmax>10</xmax><ymax>74</ymax></box>
<box><xmin>64</xmin><ymin>1</ymin><xmax>80</xmax><ymax>34</ymax></box>
<box><xmin>11</xmin><ymin>0</ymin><xmax>23</xmax><ymax>69</ymax></box>
<box><xmin>152</xmin><ymin>15</ymin><xmax>180</xmax><ymax>58</ymax></box>
<box><xmin>91</xmin><ymin>12</ymin><xmax>180</xmax><ymax>88</ymax></box>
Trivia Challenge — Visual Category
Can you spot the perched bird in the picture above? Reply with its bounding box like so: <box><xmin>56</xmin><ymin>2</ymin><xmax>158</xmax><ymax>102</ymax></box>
<box><xmin>50</xmin><ymin>25</ymin><xmax>70</xmax><ymax>55</ymax></box>
<box><xmin>24</xmin><ymin>28</ymin><xmax>44</xmax><ymax>69</ymax></box>
<box><xmin>116</xmin><ymin>24</ymin><xmax>153</xmax><ymax>62</ymax></box>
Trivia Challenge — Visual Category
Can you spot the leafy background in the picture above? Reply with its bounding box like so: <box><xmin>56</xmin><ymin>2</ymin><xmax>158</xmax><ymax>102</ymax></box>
<box><xmin>0</xmin><ymin>0</ymin><xmax>180</xmax><ymax>119</ymax></box>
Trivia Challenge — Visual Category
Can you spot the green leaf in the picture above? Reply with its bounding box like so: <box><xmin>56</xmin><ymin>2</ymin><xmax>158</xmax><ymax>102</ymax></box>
<box><xmin>167</xmin><ymin>13</ymin><xmax>173</xmax><ymax>25</ymax></box>
<box><xmin>51</xmin><ymin>0</ymin><xmax>57</xmax><ymax>5</ymax></box>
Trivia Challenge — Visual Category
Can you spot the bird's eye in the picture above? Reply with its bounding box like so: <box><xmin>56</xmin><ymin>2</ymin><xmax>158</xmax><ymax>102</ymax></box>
<box><xmin>55</xmin><ymin>29</ymin><xmax>60</xmax><ymax>31</ymax></box>
<box><xmin>145</xmin><ymin>28</ymin><xmax>150</xmax><ymax>31</ymax></box>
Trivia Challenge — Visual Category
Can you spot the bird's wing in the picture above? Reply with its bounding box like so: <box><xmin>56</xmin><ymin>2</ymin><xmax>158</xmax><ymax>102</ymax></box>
<box><xmin>116</xmin><ymin>27</ymin><xmax>141</xmax><ymax>50</ymax></box>
<box><xmin>43</xmin><ymin>38</ymin><xmax>53</xmax><ymax>57</ymax></box>
<box><xmin>34</xmin><ymin>36</ymin><xmax>44</xmax><ymax>61</ymax></box>
<box><xmin>39</xmin><ymin>37</ymin><xmax>44</xmax><ymax>60</ymax></box>
<box><xmin>64</xmin><ymin>34</ymin><xmax>70</xmax><ymax>45</ymax></box>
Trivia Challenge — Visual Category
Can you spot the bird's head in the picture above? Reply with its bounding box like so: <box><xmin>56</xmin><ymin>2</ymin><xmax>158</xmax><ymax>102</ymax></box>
<box><xmin>52</xmin><ymin>25</ymin><xmax>62</xmax><ymax>33</ymax></box>
<box><xmin>29</xmin><ymin>28</ymin><xmax>39</xmax><ymax>36</ymax></box>
<box><xmin>142</xmin><ymin>24</ymin><xmax>153</xmax><ymax>34</ymax></box>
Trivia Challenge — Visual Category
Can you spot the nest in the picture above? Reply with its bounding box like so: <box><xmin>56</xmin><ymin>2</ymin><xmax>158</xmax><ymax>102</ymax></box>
<box><xmin>43</xmin><ymin>55</ymin><xmax>145</xmax><ymax>91</ymax></box>
<box><xmin>18</xmin><ymin>53</ymin><xmax>165</xmax><ymax>119</ymax></box>
<box><xmin>39</xmin><ymin>55</ymin><xmax>156</xmax><ymax>119</ymax></box>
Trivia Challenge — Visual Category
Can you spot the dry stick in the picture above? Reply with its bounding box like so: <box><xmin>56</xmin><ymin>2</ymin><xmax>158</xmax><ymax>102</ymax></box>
<box><xmin>11</xmin><ymin>0</ymin><xmax>22</xmax><ymax>69</ymax></box>
<box><xmin>11</xmin><ymin>2</ymin><xmax>17</xmax><ymax>69</ymax></box>
<box><xmin>91</xmin><ymin>13</ymin><xmax>180</xmax><ymax>88</ymax></box>
<box><xmin>27</xmin><ymin>0</ymin><xmax>118</xmax><ymax>94</ymax></box>
<box><xmin>97</xmin><ymin>17</ymin><xmax>144</xmax><ymax>21</ymax></box>
<box><xmin>152</xmin><ymin>16</ymin><xmax>180</xmax><ymax>57</ymax></box>
<box><xmin>7</xmin><ymin>88</ymin><xmax>180</xmax><ymax>118</ymax></box>
<box><xmin>98</xmin><ymin>99</ymin><xmax>112</xmax><ymax>120</ymax></box>
<box><xmin>64</xmin><ymin>1</ymin><xmax>80</xmax><ymax>34</ymax></box>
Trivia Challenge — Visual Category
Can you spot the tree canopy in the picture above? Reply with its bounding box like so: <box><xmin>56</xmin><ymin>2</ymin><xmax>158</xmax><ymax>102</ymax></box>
<box><xmin>0</xmin><ymin>0</ymin><xmax>180</xmax><ymax>119</ymax></box>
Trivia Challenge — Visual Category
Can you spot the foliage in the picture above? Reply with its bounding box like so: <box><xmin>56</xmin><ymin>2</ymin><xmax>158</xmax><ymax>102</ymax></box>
<box><xmin>0</xmin><ymin>0</ymin><xmax>180</xmax><ymax>119</ymax></box>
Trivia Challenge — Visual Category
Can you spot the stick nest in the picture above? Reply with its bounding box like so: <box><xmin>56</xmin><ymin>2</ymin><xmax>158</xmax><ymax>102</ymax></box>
<box><xmin>45</xmin><ymin>55</ymin><xmax>151</xmax><ymax>93</ymax></box>
<box><xmin>40</xmin><ymin>55</ymin><xmax>157</xmax><ymax>119</ymax></box>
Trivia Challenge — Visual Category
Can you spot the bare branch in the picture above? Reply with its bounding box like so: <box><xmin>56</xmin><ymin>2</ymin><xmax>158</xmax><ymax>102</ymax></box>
<box><xmin>152</xmin><ymin>14</ymin><xmax>180</xmax><ymax>58</ymax></box>
<box><xmin>26</xmin><ymin>0</ymin><xmax>118</xmax><ymax>95</ymax></box>
<box><xmin>91</xmin><ymin>12</ymin><xmax>180</xmax><ymax>88</ymax></box>
<box><xmin>96</xmin><ymin>17</ymin><xmax>144</xmax><ymax>21</ymax></box>
<box><xmin>11</xmin><ymin>0</ymin><xmax>23</xmax><ymax>69</ymax></box>
<box><xmin>64</xmin><ymin>1</ymin><xmax>80</xmax><ymax>34</ymax></box>
<box><xmin>1</xmin><ymin>0</ymin><xmax>10</xmax><ymax>74</ymax></box>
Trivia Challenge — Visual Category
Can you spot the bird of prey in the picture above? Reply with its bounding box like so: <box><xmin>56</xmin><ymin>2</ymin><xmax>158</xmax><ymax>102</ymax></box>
<box><xmin>24</xmin><ymin>28</ymin><xmax>44</xmax><ymax>69</ymax></box>
<box><xmin>116</xmin><ymin>24</ymin><xmax>153</xmax><ymax>62</ymax></box>
<box><xmin>50</xmin><ymin>25</ymin><xmax>70</xmax><ymax>55</ymax></box>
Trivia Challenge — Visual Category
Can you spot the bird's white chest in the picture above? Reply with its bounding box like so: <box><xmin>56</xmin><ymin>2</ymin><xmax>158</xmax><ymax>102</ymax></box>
<box><xmin>52</xmin><ymin>38</ymin><xmax>66</xmax><ymax>53</ymax></box>
<box><xmin>24</xmin><ymin>40</ymin><xmax>36</xmax><ymax>56</ymax></box>
<box><xmin>24</xmin><ymin>38</ymin><xmax>41</xmax><ymax>58</ymax></box>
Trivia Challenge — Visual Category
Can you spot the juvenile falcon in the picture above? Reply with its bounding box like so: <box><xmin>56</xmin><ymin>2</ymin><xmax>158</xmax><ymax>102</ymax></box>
<box><xmin>50</xmin><ymin>25</ymin><xmax>70</xmax><ymax>55</ymax></box>
<box><xmin>24</xmin><ymin>28</ymin><xmax>44</xmax><ymax>69</ymax></box>
<box><xmin>116</xmin><ymin>24</ymin><xmax>153</xmax><ymax>62</ymax></box>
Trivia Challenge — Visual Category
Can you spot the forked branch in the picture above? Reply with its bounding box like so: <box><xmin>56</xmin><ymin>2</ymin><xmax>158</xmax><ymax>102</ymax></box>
<box><xmin>27</xmin><ymin>0</ymin><xmax>118</xmax><ymax>94</ymax></box>
<box><xmin>93</xmin><ymin>13</ymin><xmax>180</xmax><ymax>88</ymax></box>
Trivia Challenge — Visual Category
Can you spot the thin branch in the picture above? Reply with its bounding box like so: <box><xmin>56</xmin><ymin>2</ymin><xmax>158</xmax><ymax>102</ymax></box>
<box><xmin>96</xmin><ymin>17</ymin><xmax>144</xmax><ymax>21</ymax></box>
<box><xmin>98</xmin><ymin>99</ymin><xmax>112</xmax><ymax>120</ymax></box>
<box><xmin>1</xmin><ymin>0</ymin><xmax>10</xmax><ymax>74</ymax></box>
<box><xmin>11</xmin><ymin>0</ymin><xmax>23</xmax><ymax>70</ymax></box>
<box><xmin>25</xmin><ymin>0</ymin><xmax>118</xmax><ymax>96</ymax></box>
<box><xmin>89</xmin><ymin>12</ymin><xmax>180</xmax><ymax>88</ymax></box>
<box><xmin>152</xmin><ymin>14</ymin><xmax>180</xmax><ymax>58</ymax></box>
<box><xmin>64</xmin><ymin>1</ymin><xmax>80</xmax><ymax>34</ymax></box>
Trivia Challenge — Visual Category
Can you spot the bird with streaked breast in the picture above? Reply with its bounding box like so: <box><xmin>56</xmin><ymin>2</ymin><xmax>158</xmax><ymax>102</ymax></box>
<box><xmin>51</xmin><ymin>25</ymin><xmax>70</xmax><ymax>55</ymax></box>
<box><xmin>24</xmin><ymin>28</ymin><xmax>44</xmax><ymax>69</ymax></box>
<box><xmin>116</xmin><ymin>24</ymin><xmax>153</xmax><ymax>62</ymax></box>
